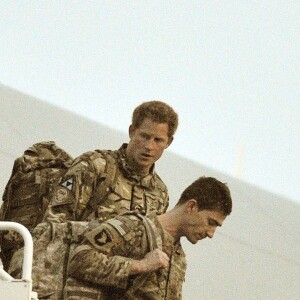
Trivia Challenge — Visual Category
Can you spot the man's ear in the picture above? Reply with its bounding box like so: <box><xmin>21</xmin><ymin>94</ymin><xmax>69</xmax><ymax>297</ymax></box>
<box><xmin>186</xmin><ymin>199</ymin><xmax>198</xmax><ymax>214</ymax></box>
<box><xmin>166</xmin><ymin>136</ymin><xmax>174</xmax><ymax>148</ymax></box>
<box><xmin>129</xmin><ymin>125</ymin><xmax>135</xmax><ymax>139</ymax></box>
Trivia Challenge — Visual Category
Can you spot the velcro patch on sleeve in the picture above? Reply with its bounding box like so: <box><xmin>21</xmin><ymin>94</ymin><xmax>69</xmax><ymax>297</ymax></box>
<box><xmin>106</xmin><ymin>219</ymin><xmax>130</xmax><ymax>236</ymax></box>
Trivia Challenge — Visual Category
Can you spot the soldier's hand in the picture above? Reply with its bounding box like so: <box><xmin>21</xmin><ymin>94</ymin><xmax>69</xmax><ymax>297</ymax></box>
<box><xmin>142</xmin><ymin>249</ymin><xmax>169</xmax><ymax>271</ymax></box>
<box><xmin>130</xmin><ymin>248</ymin><xmax>169</xmax><ymax>275</ymax></box>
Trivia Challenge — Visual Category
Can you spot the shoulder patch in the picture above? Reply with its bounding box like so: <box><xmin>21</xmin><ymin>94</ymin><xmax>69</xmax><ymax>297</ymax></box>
<box><xmin>53</xmin><ymin>187</ymin><xmax>70</xmax><ymax>203</ymax></box>
<box><xmin>94</xmin><ymin>229</ymin><xmax>112</xmax><ymax>246</ymax></box>
<box><xmin>51</xmin><ymin>184</ymin><xmax>75</xmax><ymax>207</ymax></box>
<box><xmin>60</xmin><ymin>176</ymin><xmax>74</xmax><ymax>191</ymax></box>
<box><xmin>85</xmin><ymin>225</ymin><xmax>118</xmax><ymax>253</ymax></box>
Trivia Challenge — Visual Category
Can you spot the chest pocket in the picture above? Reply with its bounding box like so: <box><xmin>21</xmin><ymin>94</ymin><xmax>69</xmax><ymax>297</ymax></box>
<box><xmin>105</xmin><ymin>179</ymin><xmax>133</xmax><ymax>206</ymax></box>
<box><xmin>92</xmin><ymin>174</ymin><xmax>134</xmax><ymax>222</ymax></box>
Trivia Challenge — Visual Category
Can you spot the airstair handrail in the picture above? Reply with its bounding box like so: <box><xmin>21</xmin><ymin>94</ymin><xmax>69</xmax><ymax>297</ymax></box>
<box><xmin>0</xmin><ymin>266</ymin><xmax>14</xmax><ymax>281</ymax></box>
<box><xmin>0</xmin><ymin>222</ymin><xmax>33</xmax><ymax>281</ymax></box>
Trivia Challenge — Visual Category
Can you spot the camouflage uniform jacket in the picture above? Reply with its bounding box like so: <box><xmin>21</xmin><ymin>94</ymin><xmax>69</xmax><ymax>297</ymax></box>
<box><xmin>65</xmin><ymin>213</ymin><xmax>187</xmax><ymax>300</ymax></box>
<box><xmin>46</xmin><ymin>144</ymin><xmax>169</xmax><ymax>223</ymax></box>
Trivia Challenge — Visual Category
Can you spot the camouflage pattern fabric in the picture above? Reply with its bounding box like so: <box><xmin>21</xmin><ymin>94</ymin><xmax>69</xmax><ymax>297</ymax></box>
<box><xmin>65</xmin><ymin>213</ymin><xmax>187</xmax><ymax>300</ymax></box>
<box><xmin>9</xmin><ymin>220</ymin><xmax>96</xmax><ymax>300</ymax></box>
<box><xmin>6</xmin><ymin>143</ymin><xmax>170</xmax><ymax>299</ymax></box>
<box><xmin>46</xmin><ymin>144</ymin><xmax>169</xmax><ymax>223</ymax></box>
<box><xmin>0</xmin><ymin>141</ymin><xmax>73</xmax><ymax>271</ymax></box>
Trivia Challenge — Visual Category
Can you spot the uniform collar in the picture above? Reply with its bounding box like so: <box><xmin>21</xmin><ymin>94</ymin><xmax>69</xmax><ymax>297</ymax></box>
<box><xmin>151</xmin><ymin>214</ymin><xmax>182</xmax><ymax>256</ymax></box>
<box><xmin>116</xmin><ymin>143</ymin><xmax>157</xmax><ymax>188</ymax></box>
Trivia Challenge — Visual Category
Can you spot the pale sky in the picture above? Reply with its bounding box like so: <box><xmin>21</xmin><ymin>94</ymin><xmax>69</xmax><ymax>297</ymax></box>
<box><xmin>0</xmin><ymin>1</ymin><xmax>299</xmax><ymax>203</ymax></box>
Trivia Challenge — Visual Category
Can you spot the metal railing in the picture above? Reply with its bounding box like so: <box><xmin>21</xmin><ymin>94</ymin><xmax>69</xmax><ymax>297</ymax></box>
<box><xmin>0</xmin><ymin>222</ymin><xmax>33</xmax><ymax>281</ymax></box>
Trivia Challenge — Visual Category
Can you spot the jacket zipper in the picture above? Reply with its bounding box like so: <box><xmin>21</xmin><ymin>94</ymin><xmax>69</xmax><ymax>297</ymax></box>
<box><xmin>164</xmin><ymin>251</ymin><xmax>173</xmax><ymax>299</ymax></box>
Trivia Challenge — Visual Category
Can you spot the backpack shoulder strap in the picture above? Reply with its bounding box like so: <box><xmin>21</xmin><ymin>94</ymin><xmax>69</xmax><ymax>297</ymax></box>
<box><xmin>123</xmin><ymin>212</ymin><xmax>163</xmax><ymax>297</ymax></box>
<box><xmin>114</xmin><ymin>211</ymin><xmax>162</xmax><ymax>251</ymax></box>
<box><xmin>96</xmin><ymin>150</ymin><xmax>118</xmax><ymax>197</ymax></box>
<box><xmin>135</xmin><ymin>213</ymin><xmax>162</xmax><ymax>251</ymax></box>
<box><xmin>83</xmin><ymin>150</ymin><xmax>118</xmax><ymax>217</ymax></box>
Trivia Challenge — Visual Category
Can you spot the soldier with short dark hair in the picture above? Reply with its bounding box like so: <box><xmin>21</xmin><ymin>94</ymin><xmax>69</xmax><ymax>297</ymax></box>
<box><xmin>65</xmin><ymin>176</ymin><xmax>233</xmax><ymax>300</ymax></box>
<box><xmin>46</xmin><ymin>100</ymin><xmax>178</xmax><ymax>223</ymax></box>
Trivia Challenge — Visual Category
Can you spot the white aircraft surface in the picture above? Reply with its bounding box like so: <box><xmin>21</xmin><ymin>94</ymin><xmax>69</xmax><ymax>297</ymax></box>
<box><xmin>1</xmin><ymin>84</ymin><xmax>299</xmax><ymax>299</ymax></box>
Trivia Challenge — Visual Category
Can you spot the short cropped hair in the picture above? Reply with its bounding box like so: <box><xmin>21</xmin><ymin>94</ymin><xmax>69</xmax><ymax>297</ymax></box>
<box><xmin>132</xmin><ymin>100</ymin><xmax>178</xmax><ymax>137</ymax></box>
<box><xmin>176</xmin><ymin>177</ymin><xmax>232</xmax><ymax>215</ymax></box>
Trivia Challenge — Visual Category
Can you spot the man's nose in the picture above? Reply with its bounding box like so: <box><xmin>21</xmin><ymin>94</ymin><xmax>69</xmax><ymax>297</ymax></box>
<box><xmin>145</xmin><ymin>138</ymin><xmax>155</xmax><ymax>150</ymax></box>
<box><xmin>207</xmin><ymin>228</ymin><xmax>216</xmax><ymax>238</ymax></box>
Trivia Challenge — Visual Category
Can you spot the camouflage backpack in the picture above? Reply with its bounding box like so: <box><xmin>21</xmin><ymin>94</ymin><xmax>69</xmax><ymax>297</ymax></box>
<box><xmin>0</xmin><ymin>141</ymin><xmax>74</xmax><ymax>270</ymax></box>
